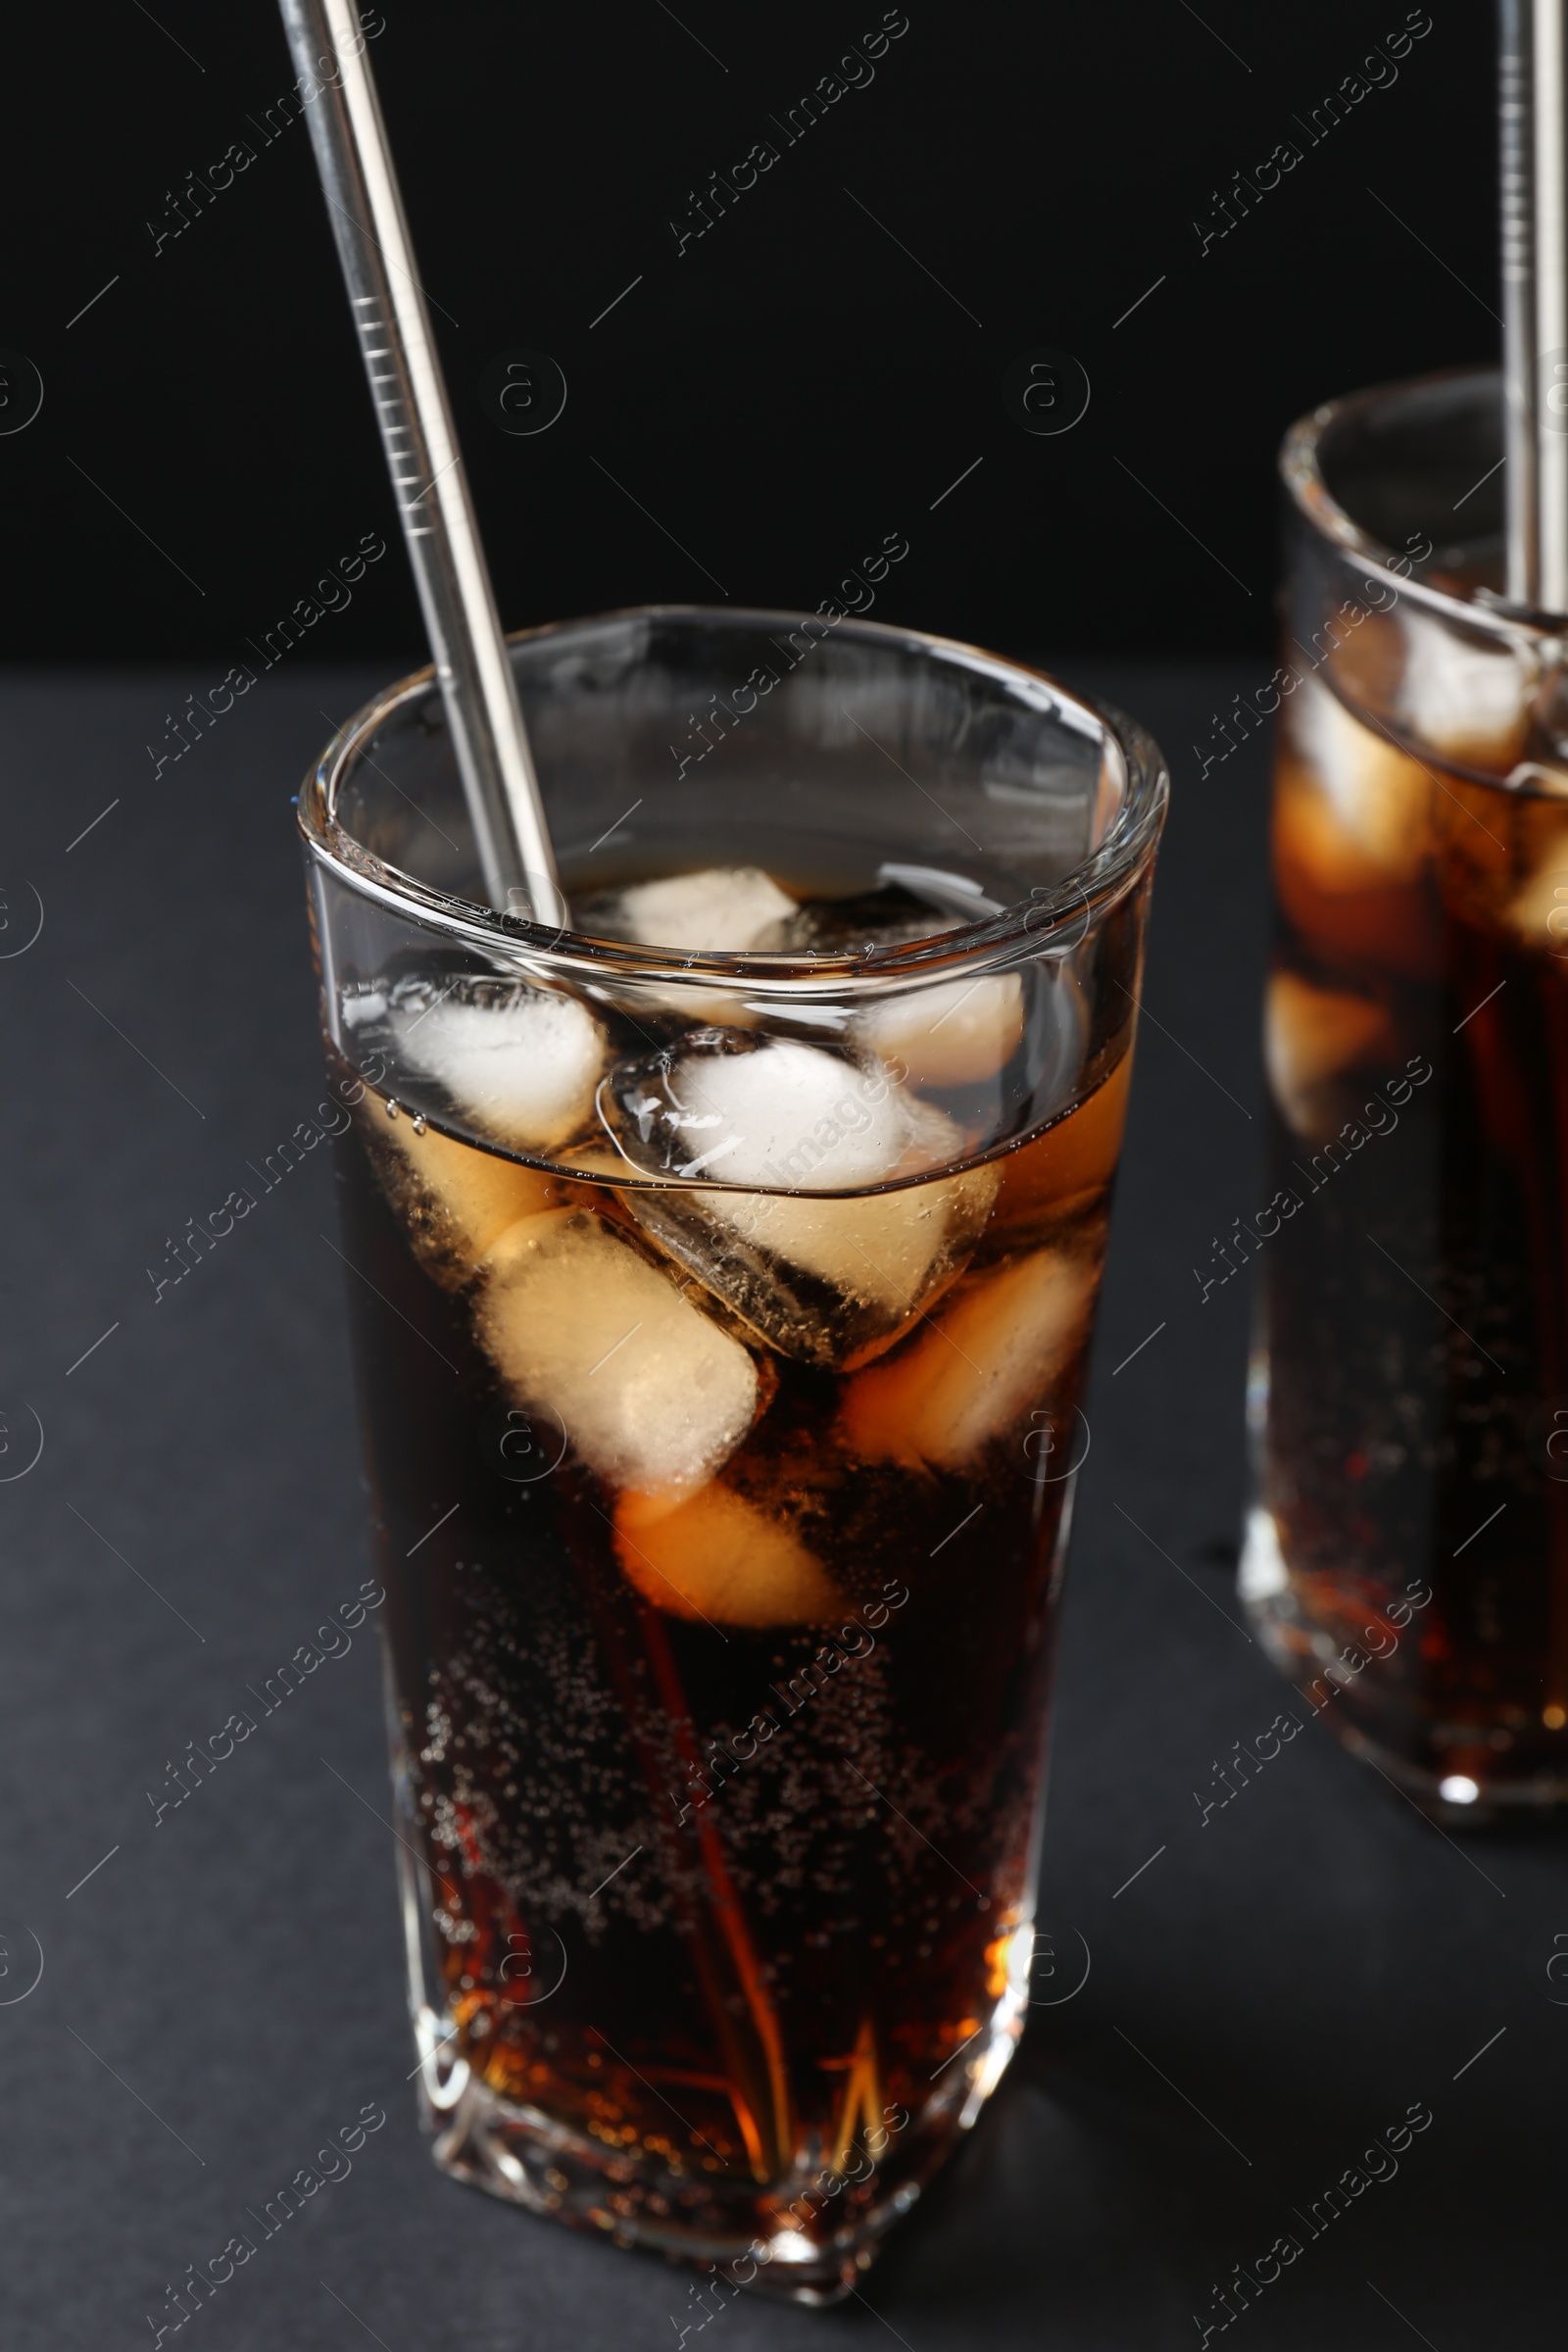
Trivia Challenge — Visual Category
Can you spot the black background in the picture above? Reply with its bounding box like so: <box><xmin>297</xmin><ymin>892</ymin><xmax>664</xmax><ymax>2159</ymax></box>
<box><xmin>3</xmin><ymin>0</ymin><xmax>1494</xmax><ymax>670</ymax></box>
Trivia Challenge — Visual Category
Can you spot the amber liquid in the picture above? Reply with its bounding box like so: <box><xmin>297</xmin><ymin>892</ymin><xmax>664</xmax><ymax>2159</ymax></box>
<box><xmin>1258</xmin><ymin>670</ymin><xmax>1568</xmax><ymax>1799</ymax></box>
<box><xmin>332</xmin><ymin>1040</ymin><xmax>1129</xmax><ymax>2251</ymax></box>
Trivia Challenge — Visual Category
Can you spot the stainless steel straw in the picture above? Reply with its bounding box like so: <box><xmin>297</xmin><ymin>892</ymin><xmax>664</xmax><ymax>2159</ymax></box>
<box><xmin>277</xmin><ymin>0</ymin><xmax>567</xmax><ymax>925</ymax></box>
<box><xmin>1500</xmin><ymin>0</ymin><xmax>1568</xmax><ymax>612</ymax></box>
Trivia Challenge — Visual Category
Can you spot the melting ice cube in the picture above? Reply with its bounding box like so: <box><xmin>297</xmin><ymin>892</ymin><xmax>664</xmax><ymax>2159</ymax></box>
<box><xmin>390</xmin><ymin>976</ymin><xmax>608</xmax><ymax>1153</ymax></box>
<box><xmin>571</xmin><ymin>865</ymin><xmax>800</xmax><ymax>1022</ymax></box>
<box><xmin>1286</xmin><ymin>674</ymin><xmax>1434</xmax><ymax>882</ymax></box>
<box><xmin>629</xmin><ymin>1164</ymin><xmax>998</xmax><ymax>1370</ymax></box>
<box><xmin>601</xmin><ymin>1031</ymin><xmax>942</xmax><ymax>1188</ymax></box>
<box><xmin>1264</xmin><ymin>971</ymin><xmax>1396</xmax><ymax>1139</ymax></box>
<box><xmin>599</xmin><ymin>1032</ymin><xmax>994</xmax><ymax>1364</ymax></box>
<box><xmin>858</xmin><ymin>972</ymin><xmax>1025</xmax><ymax>1088</ymax></box>
<box><xmin>613</xmin><ymin>1483</ymin><xmax>839</xmax><ymax>1627</ymax></box>
<box><xmin>475</xmin><ymin>1208</ymin><xmax>759</xmax><ymax>1494</ymax></box>
<box><xmin>580</xmin><ymin>865</ymin><xmax>797</xmax><ymax>953</ymax></box>
<box><xmin>839</xmin><ymin>1246</ymin><xmax>1100</xmax><ymax>1469</ymax></box>
<box><xmin>1399</xmin><ymin>606</ymin><xmax>1530</xmax><ymax>768</ymax></box>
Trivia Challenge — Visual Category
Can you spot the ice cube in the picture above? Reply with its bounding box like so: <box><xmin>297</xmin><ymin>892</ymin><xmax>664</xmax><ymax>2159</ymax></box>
<box><xmin>390</xmin><ymin>977</ymin><xmax>607</xmax><ymax>1153</ymax></box>
<box><xmin>1287</xmin><ymin>673</ymin><xmax>1434</xmax><ymax>880</ymax></box>
<box><xmin>1264</xmin><ymin>972</ymin><xmax>1396</xmax><ymax>1138</ymax></box>
<box><xmin>839</xmin><ymin>1247</ymin><xmax>1100</xmax><ymax>1469</ymax></box>
<box><xmin>370</xmin><ymin>1113</ymin><xmax>562</xmax><ymax>1287</ymax></box>
<box><xmin>583</xmin><ymin>865</ymin><xmax>797</xmax><ymax>953</ymax></box>
<box><xmin>475</xmin><ymin>1209</ymin><xmax>759</xmax><ymax>1494</ymax></box>
<box><xmin>603</xmin><ymin>1032</ymin><xmax>991</xmax><ymax>1364</ymax></box>
<box><xmin>857</xmin><ymin>972</ymin><xmax>1025</xmax><ymax>1088</ymax></box>
<box><xmin>627</xmin><ymin>1161</ymin><xmax>999</xmax><ymax>1369</ymax></box>
<box><xmin>601</xmin><ymin>1031</ymin><xmax>946</xmax><ymax>1188</ymax></box>
<box><xmin>1275</xmin><ymin>685</ymin><xmax>1443</xmax><ymax>979</ymax></box>
<box><xmin>613</xmin><ymin>1483</ymin><xmax>839</xmax><ymax>1627</ymax></box>
<box><xmin>1399</xmin><ymin>606</ymin><xmax>1530</xmax><ymax>769</ymax></box>
<box><xmin>1273</xmin><ymin>780</ymin><xmax>1444</xmax><ymax>980</ymax></box>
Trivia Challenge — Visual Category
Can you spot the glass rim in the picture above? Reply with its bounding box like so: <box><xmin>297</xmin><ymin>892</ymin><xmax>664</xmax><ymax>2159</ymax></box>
<box><xmin>1278</xmin><ymin>363</ymin><xmax>1566</xmax><ymax>648</ymax></box>
<box><xmin>297</xmin><ymin>603</ymin><xmax>1169</xmax><ymax>1000</ymax></box>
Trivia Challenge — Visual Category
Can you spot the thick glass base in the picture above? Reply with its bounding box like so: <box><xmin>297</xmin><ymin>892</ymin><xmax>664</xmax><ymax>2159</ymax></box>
<box><xmin>1240</xmin><ymin>1506</ymin><xmax>1568</xmax><ymax>1820</ymax></box>
<box><xmin>414</xmin><ymin>1986</ymin><xmax>1027</xmax><ymax>2305</ymax></box>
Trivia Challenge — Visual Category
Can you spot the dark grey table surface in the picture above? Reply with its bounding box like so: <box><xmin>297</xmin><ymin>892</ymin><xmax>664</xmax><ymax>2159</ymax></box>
<box><xmin>0</xmin><ymin>662</ymin><xmax>1552</xmax><ymax>2352</ymax></box>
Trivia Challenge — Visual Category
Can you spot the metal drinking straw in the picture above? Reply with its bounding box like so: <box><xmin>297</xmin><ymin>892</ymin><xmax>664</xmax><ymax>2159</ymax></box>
<box><xmin>277</xmin><ymin>0</ymin><xmax>567</xmax><ymax>926</ymax></box>
<box><xmin>1500</xmin><ymin>0</ymin><xmax>1568</xmax><ymax>612</ymax></box>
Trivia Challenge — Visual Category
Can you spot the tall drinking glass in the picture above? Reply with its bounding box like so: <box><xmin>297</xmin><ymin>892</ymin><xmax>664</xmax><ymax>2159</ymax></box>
<box><xmin>298</xmin><ymin>607</ymin><xmax>1167</xmax><ymax>2296</ymax></box>
<box><xmin>1245</xmin><ymin>368</ymin><xmax>1568</xmax><ymax>1816</ymax></box>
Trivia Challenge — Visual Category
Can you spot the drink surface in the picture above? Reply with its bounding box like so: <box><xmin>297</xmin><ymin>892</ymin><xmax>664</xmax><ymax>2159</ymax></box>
<box><xmin>328</xmin><ymin>861</ymin><xmax>1131</xmax><ymax>2261</ymax></box>
<box><xmin>1257</xmin><ymin>660</ymin><xmax>1568</xmax><ymax>1800</ymax></box>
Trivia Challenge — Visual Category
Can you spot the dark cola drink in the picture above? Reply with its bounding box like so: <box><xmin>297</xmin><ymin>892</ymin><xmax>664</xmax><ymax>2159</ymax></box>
<box><xmin>299</xmin><ymin>606</ymin><xmax>1169</xmax><ymax>2292</ymax></box>
<box><xmin>1245</xmin><ymin>647</ymin><xmax>1568</xmax><ymax>1811</ymax></box>
<box><xmin>328</xmin><ymin>861</ymin><xmax>1135</xmax><ymax>2290</ymax></box>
